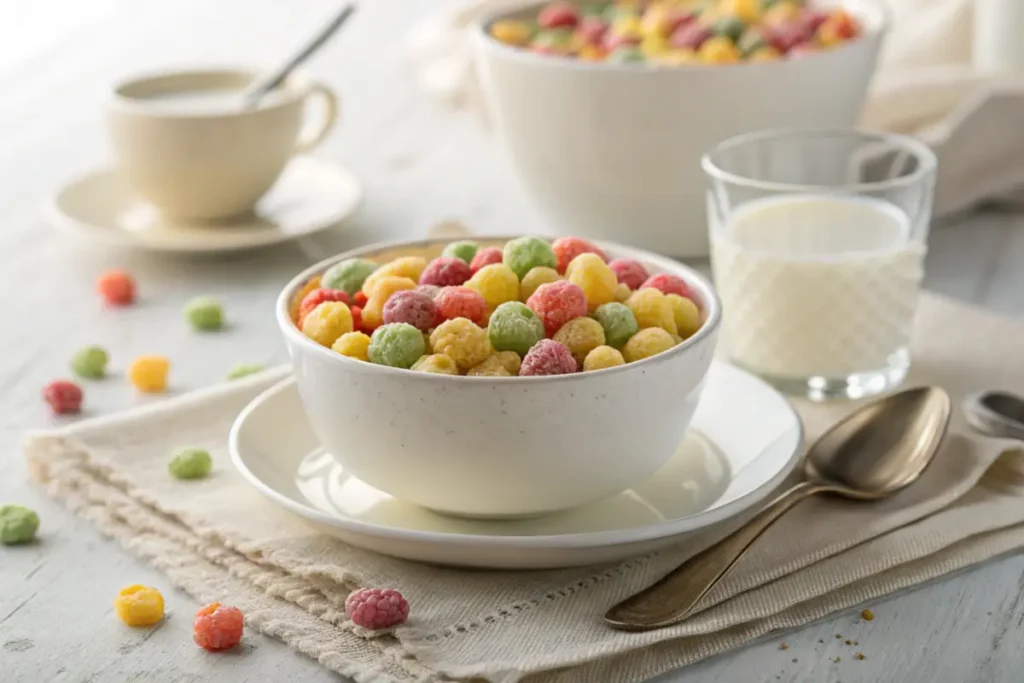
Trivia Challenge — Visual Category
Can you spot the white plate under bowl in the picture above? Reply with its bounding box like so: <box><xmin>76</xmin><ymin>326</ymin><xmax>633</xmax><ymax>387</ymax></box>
<box><xmin>46</xmin><ymin>156</ymin><xmax>361</xmax><ymax>253</ymax></box>
<box><xmin>229</xmin><ymin>362</ymin><xmax>802</xmax><ymax>568</ymax></box>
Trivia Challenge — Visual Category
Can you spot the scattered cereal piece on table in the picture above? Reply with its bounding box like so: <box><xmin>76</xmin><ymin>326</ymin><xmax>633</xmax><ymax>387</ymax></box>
<box><xmin>441</xmin><ymin>240</ymin><xmax>480</xmax><ymax>264</ymax></box>
<box><xmin>369</xmin><ymin>323</ymin><xmax>427</xmax><ymax>369</ymax></box>
<box><xmin>322</xmin><ymin>258</ymin><xmax>378</xmax><ymax>297</ymax></box>
<box><xmin>419</xmin><ymin>256</ymin><xmax>473</xmax><ymax>288</ymax></box>
<box><xmin>623</xmin><ymin>327</ymin><xmax>676</xmax><ymax>363</ymax></box>
<box><xmin>97</xmin><ymin>270</ymin><xmax>136</xmax><ymax>306</ymax></box>
<box><xmin>626</xmin><ymin>288</ymin><xmax>678</xmax><ymax>335</ymax></box>
<box><xmin>567</xmin><ymin>253</ymin><xmax>617</xmax><ymax>312</ymax></box>
<box><xmin>469</xmin><ymin>247</ymin><xmax>503</xmax><ymax>274</ymax></box>
<box><xmin>435</xmin><ymin>286</ymin><xmax>487</xmax><ymax>325</ymax></box>
<box><xmin>553</xmin><ymin>316</ymin><xmax>606</xmax><ymax>366</ymax></box>
<box><xmin>363</xmin><ymin>257</ymin><xmax>427</xmax><ymax>299</ymax></box>
<box><xmin>43</xmin><ymin>379</ymin><xmax>83</xmax><ymax>414</ymax></box>
<box><xmin>168</xmin><ymin>447</ymin><xmax>213</xmax><ymax>480</ymax></box>
<box><xmin>466</xmin><ymin>263</ymin><xmax>520</xmax><ymax>312</ymax></box>
<box><xmin>411</xmin><ymin>354</ymin><xmax>460</xmax><ymax>375</ymax></box>
<box><xmin>430</xmin><ymin>318</ymin><xmax>492</xmax><ymax>371</ymax></box>
<box><xmin>333</xmin><ymin>331</ymin><xmax>372</xmax><ymax>361</ymax></box>
<box><xmin>520</xmin><ymin>339</ymin><xmax>577</xmax><ymax>376</ymax></box>
<box><xmin>70</xmin><ymin>345</ymin><xmax>109</xmax><ymax>379</ymax></box>
<box><xmin>468</xmin><ymin>351</ymin><xmax>521</xmax><ymax>377</ymax></box>
<box><xmin>383</xmin><ymin>291</ymin><xmax>437</xmax><ymax>332</ymax></box>
<box><xmin>183</xmin><ymin>295</ymin><xmax>225</xmax><ymax>331</ymax></box>
<box><xmin>860</xmin><ymin>608</ymin><xmax>874</xmax><ymax>621</ymax></box>
<box><xmin>226</xmin><ymin>363</ymin><xmax>265</xmax><ymax>380</ymax></box>
<box><xmin>608</xmin><ymin>259</ymin><xmax>649</xmax><ymax>290</ymax></box>
<box><xmin>855</xmin><ymin>653</ymin><xmax>866</xmax><ymax>660</ymax></box>
<box><xmin>193</xmin><ymin>602</ymin><xmax>244</xmax><ymax>651</ymax></box>
<box><xmin>301</xmin><ymin>301</ymin><xmax>354</xmax><ymax>347</ymax></box>
<box><xmin>488</xmin><ymin>302</ymin><xmax>545</xmax><ymax>356</ymax></box>
<box><xmin>526</xmin><ymin>280</ymin><xmax>588</xmax><ymax>337</ymax></box>
<box><xmin>519</xmin><ymin>266</ymin><xmax>562</xmax><ymax>301</ymax></box>
<box><xmin>0</xmin><ymin>504</ymin><xmax>39</xmax><ymax>544</ymax></box>
<box><xmin>114</xmin><ymin>585</ymin><xmax>165</xmax><ymax>626</ymax></box>
<box><xmin>667</xmin><ymin>293</ymin><xmax>701</xmax><ymax>338</ymax></box>
<box><xmin>297</xmin><ymin>288</ymin><xmax>350</xmax><ymax>326</ymax></box>
<box><xmin>592</xmin><ymin>302</ymin><xmax>640</xmax><ymax>348</ymax></box>
<box><xmin>345</xmin><ymin>588</ymin><xmax>409</xmax><ymax>630</ymax></box>
<box><xmin>129</xmin><ymin>355</ymin><xmax>170</xmax><ymax>393</ymax></box>
<box><xmin>582</xmin><ymin>345</ymin><xmax>625</xmax><ymax>372</ymax></box>
<box><xmin>502</xmin><ymin>236</ymin><xmax>558</xmax><ymax>280</ymax></box>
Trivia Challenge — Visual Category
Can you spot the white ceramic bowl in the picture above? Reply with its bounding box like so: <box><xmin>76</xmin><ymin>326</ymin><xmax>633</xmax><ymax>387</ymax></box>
<box><xmin>276</xmin><ymin>237</ymin><xmax>720</xmax><ymax>518</ymax></box>
<box><xmin>471</xmin><ymin>0</ymin><xmax>889</xmax><ymax>257</ymax></box>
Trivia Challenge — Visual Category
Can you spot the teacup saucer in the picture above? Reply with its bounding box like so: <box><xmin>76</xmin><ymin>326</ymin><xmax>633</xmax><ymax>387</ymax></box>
<box><xmin>229</xmin><ymin>362</ymin><xmax>803</xmax><ymax>569</ymax></box>
<box><xmin>46</xmin><ymin>156</ymin><xmax>361</xmax><ymax>253</ymax></box>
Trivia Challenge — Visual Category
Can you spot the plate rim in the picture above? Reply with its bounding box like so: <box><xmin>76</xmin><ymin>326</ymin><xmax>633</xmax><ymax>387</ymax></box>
<box><xmin>228</xmin><ymin>362</ymin><xmax>803</xmax><ymax>550</ymax></box>
<box><xmin>44</xmin><ymin>156</ymin><xmax>363</xmax><ymax>254</ymax></box>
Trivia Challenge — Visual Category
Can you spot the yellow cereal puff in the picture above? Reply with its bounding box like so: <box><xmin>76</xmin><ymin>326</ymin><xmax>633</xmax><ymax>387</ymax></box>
<box><xmin>362</xmin><ymin>257</ymin><xmax>427</xmax><ymax>299</ymax></box>
<box><xmin>567</xmin><ymin>253</ymin><xmax>617</xmax><ymax>313</ymax></box>
<box><xmin>721</xmin><ymin>0</ymin><xmax>761</xmax><ymax>23</ymax></box>
<box><xmin>129</xmin><ymin>355</ymin><xmax>169</xmax><ymax>393</ymax></box>
<box><xmin>411</xmin><ymin>354</ymin><xmax>460</xmax><ymax>375</ymax></box>
<box><xmin>466</xmin><ymin>263</ymin><xmax>519</xmax><ymax>312</ymax></box>
<box><xmin>583</xmin><ymin>345</ymin><xmax>626</xmax><ymax>372</ymax></box>
<box><xmin>614</xmin><ymin>282</ymin><xmax>632</xmax><ymax>302</ymax></box>
<box><xmin>301</xmin><ymin>301</ymin><xmax>353</xmax><ymax>347</ymax></box>
<box><xmin>430</xmin><ymin>318</ymin><xmax>493</xmax><ymax>370</ymax></box>
<box><xmin>667</xmin><ymin>294</ymin><xmax>701</xmax><ymax>338</ymax></box>
<box><xmin>623</xmin><ymin>327</ymin><xmax>676</xmax><ymax>362</ymax></box>
<box><xmin>553</xmin><ymin>317</ymin><xmax>606</xmax><ymax>366</ymax></box>
<box><xmin>490</xmin><ymin>18</ymin><xmax>533</xmax><ymax>46</ymax></box>
<box><xmin>114</xmin><ymin>585</ymin><xmax>165</xmax><ymax>627</ymax></box>
<box><xmin>626</xmin><ymin>288</ymin><xmax>678</xmax><ymax>335</ymax></box>
<box><xmin>332</xmin><ymin>331</ymin><xmax>371</xmax><ymax>361</ymax></box>
<box><xmin>519</xmin><ymin>266</ymin><xmax>562</xmax><ymax>302</ymax></box>
<box><xmin>468</xmin><ymin>351</ymin><xmax>522</xmax><ymax>377</ymax></box>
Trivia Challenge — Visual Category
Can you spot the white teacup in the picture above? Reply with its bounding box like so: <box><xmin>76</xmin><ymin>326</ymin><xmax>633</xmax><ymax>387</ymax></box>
<box><xmin>105</xmin><ymin>68</ymin><xmax>338</xmax><ymax>221</ymax></box>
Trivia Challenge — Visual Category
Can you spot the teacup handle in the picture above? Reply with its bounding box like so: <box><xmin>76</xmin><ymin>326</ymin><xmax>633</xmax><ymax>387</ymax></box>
<box><xmin>295</xmin><ymin>83</ymin><xmax>338</xmax><ymax>154</ymax></box>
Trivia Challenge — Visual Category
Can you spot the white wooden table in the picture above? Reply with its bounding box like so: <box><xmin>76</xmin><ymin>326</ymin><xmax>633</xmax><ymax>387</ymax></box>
<box><xmin>2</xmin><ymin>1</ymin><xmax>1024</xmax><ymax>681</ymax></box>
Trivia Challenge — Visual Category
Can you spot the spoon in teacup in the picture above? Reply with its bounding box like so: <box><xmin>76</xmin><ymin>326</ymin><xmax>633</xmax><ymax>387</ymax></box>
<box><xmin>605</xmin><ymin>386</ymin><xmax>951</xmax><ymax>631</ymax></box>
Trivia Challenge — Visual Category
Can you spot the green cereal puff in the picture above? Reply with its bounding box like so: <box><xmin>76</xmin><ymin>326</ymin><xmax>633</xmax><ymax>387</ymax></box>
<box><xmin>322</xmin><ymin>258</ymin><xmax>378</xmax><ymax>297</ymax></box>
<box><xmin>488</xmin><ymin>301</ymin><xmax>545</xmax><ymax>357</ymax></box>
<box><xmin>70</xmin><ymin>345</ymin><xmax>109</xmax><ymax>379</ymax></box>
<box><xmin>607</xmin><ymin>46</ymin><xmax>646</xmax><ymax>64</ymax></box>
<box><xmin>168</xmin><ymin>448</ymin><xmax>213</xmax><ymax>480</ymax></box>
<box><xmin>0</xmin><ymin>504</ymin><xmax>39</xmax><ymax>545</ymax></box>
<box><xmin>441</xmin><ymin>240</ymin><xmax>480</xmax><ymax>264</ymax></box>
<box><xmin>226</xmin><ymin>363</ymin><xmax>265</xmax><ymax>380</ymax></box>
<box><xmin>502</xmin><ymin>236</ymin><xmax>557</xmax><ymax>280</ymax></box>
<box><xmin>368</xmin><ymin>323</ymin><xmax>426</xmax><ymax>369</ymax></box>
<box><xmin>592</xmin><ymin>302</ymin><xmax>639</xmax><ymax>349</ymax></box>
<box><xmin>714</xmin><ymin>15</ymin><xmax>747</xmax><ymax>42</ymax></box>
<box><xmin>184</xmin><ymin>296</ymin><xmax>224</xmax><ymax>331</ymax></box>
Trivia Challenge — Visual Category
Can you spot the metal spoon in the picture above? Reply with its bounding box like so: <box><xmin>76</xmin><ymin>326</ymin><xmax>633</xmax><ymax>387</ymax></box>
<box><xmin>963</xmin><ymin>390</ymin><xmax>1024</xmax><ymax>441</ymax></box>
<box><xmin>605</xmin><ymin>386</ymin><xmax>952</xmax><ymax>631</ymax></box>
<box><xmin>242</xmin><ymin>3</ymin><xmax>356</xmax><ymax>109</ymax></box>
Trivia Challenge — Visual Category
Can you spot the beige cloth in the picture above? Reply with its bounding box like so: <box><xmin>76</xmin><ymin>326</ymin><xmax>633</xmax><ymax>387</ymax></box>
<box><xmin>406</xmin><ymin>0</ymin><xmax>1024</xmax><ymax>217</ymax></box>
<box><xmin>24</xmin><ymin>293</ymin><xmax>1024</xmax><ymax>683</ymax></box>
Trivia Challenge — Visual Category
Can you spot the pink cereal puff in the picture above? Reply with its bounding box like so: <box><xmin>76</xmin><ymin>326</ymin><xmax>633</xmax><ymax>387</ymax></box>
<box><xmin>526</xmin><ymin>280</ymin><xmax>587</xmax><ymax>337</ymax></box>
<box><xmin>435</xmin><ymin>286</ymin><xmax>487</xmax><ymax>325</ymax></box>
<box><xmin>415</xmin><ymin>284</ymin><xmax>442</xmax><ymax>300</ymax></box>
<box><xmin>469</xmin><ymin>247</ymin><xmax>503</xmax><ymax>274</ymax></box>
<box><xmin>345</xmin><ymin>588</ymin><xmax>409</xmax><ymax>630</ymax></box>
<box><xmin>382</xmin><ymin>291</ymin><xmax>437</xmax><ymax>332</ymax></box>
<box><xmin>551</xmin><ymin>237</ymin><xmax>608</xmax><ymax>274</ymax></box>
<box><xmin>520</xmin><ymin>339</ymin><xmax>577</xmax><ymax>376</ymax></box>
<box><xmin>419</xmin><ymin>256</ymin><xmax>473</xmax><ymax>288</ymax></box>
<box><xmin>641</xmin><ymin>273</ymin><xmax>692</xmax><ymax>300</ymax></box>
<box><xmin>608</xmin><ymin>259</ymin><xmax>650</xmax><ymax>291</ymax></box>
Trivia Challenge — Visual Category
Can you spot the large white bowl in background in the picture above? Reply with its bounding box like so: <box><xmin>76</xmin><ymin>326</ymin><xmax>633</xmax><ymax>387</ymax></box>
<box><xmin>471</xmin><ymin>0</ymin><xmax>889</xmax><ymax>257</ymax></box>
<box><xmin>277</xmin><ymin>238</ymin><xmax>720</xmax><ymax>519</ymax></box>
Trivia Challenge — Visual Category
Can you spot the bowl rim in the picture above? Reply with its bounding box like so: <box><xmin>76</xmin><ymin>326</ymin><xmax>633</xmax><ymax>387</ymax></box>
<box><xmin>276</xmin><ymin>235</ymin><xmax>721</xmax><ymax>383</ymax></box>
<box><xmin>470</xmin><ymin>0</ymin><xmax>891</xmax><ymax>72</ymax></box>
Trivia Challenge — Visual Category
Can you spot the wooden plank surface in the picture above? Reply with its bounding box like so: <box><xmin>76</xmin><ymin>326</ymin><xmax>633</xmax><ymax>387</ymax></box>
<box><xmin>2</xmin><ymin>1</ymin><xmax>1024</xmax><ymax>681</ymax></box>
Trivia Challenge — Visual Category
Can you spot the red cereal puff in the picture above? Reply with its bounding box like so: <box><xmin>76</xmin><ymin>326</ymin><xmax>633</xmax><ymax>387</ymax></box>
<box><xmin>346</xmin><ymin>588</ymin><xmax>409</xmax><ymax>630</ymax></box>
<box><xmin>43</xmin><ymin>380</ymin><xmax>82</xmax><ymax>415</ymax></box>
<box><xmin>353</xmin><ymin>291</ymin><xmax>368</xmax><ymax>308</ymax></box>
<box><xmin>97</xmin><ymin>270</ymin><xmax>136</xmax><ymax>306</ymax></box>
<box><xmin>538</xmin><ymin>2</ymin><xmax>578</xmax><ymax>29</ymax></box>
<box><xmin>469</xmin><ymin>247</ymin><xmax>503</xmax><ymax>274</ymax></box>
<box><xmin>608</xmin><ymin>259</ymin><xmax>650</xmax><ymax>291</ymax></box>
<box><xmin>435</xmin><ymin>286</ymin><xmax>487</xmax><ymax>325</ymax></box>
<box><xmin>297</xmin><ymin>288</ymin><xmax>350</xmax><ymax>326</ymax></box>
<box><xmin>420</xmin><ymin>256</ymin><xmax>473</xmax><ymax>288</ymax></box>
<box><xmin>350</xmin><ymin>305</ymin><xmax>363</xmax><ymax>331</ymax></box>
<box><xmin>520</xmin><ymin>339</ymin><xmax>577</xmax><ymax>376</ymax></box>
<box><xmin>383</xmin><ymin>291</ymin><xmax>437</xmax><ymax>332</ymax></box>
<box><xmin>526</xmin><ymin>280</ymin><xmax>587</xmax><ymax>337</ymax></box>
<box><xmin>416</xmin><ymin>284</ymin><xmax>442</xmax><ymax>300</ymax></box>
<box><xmin>551</xmin><ymin>237</ymin><xmax>608</xmax><ymax>274</ymax></box>
<box><xmin>641</xmin><ymin>273</ymin><xmax>692</xmax><ymax>299</ymax></box>
<box><xmin>193</xmin><ymin>602</ymin><xmax>244</xmax><ymax>651</ymax></box>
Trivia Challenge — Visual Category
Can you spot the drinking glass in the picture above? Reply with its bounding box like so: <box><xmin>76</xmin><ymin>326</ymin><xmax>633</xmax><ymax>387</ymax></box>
<box><xmin>702</xmin><ymin>128</ymin><xmax>937</xmax><ymax>401</ymax></box>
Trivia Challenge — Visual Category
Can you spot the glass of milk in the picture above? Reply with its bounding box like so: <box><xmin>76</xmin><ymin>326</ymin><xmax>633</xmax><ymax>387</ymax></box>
<box><xmin>702</xmin><ymin>129</ymin><xmax>937</xmax><ymax>401</ymax></box>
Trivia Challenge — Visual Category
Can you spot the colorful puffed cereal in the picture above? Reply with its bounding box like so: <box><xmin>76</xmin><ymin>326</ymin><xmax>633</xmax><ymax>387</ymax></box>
<box><xmin>332</xmin><ymin>331</ymin><xmax>372</xmax><ymax>361</ymax></box>
<box><xmin>592</xmin><ymin>302</ymin><xmax>640</xmax><ymax>348</ymax></box>
<box><xmin>551</xmin><ymin>236</ymin><xmax>608</xmax><ymax>274</ymax></box>
<box><xmin>70</xmin><ymin>345</ymin><xmax>109</xmax><ymax>379</ymax></box>
<box><xmin>519</xmin><ymin>266</ymin><xmax>562</xmax><ymax>301</ymax></box>
<box><xmin>553</xmin><ymin>316</ymin><xmax>606</xmax><ymax>366</ymax></box>
<box><xmin>623</xmin><ymin>327</ymin><xmax>677</xmax><ymax>362</ymax></box>
<box><xmin>567</xmin><ymin>253</ymin><xmax>617</xmax><ymax>313</ymax></box>
<box><xmin>469</xmin><ymin>247</ymin><xmax>503</xmax><ymax>273</ymax></box>
<box><xmin>226</xmin><ymin>363</ymin><xmax>265</xmax><ymax>380</ymax></box>
<box><xmin>419</xmin><ymin>256</ymin><xmax>473</xmax><ymax>288</ymax></box>
<box><xmin>0</xmin><ymin>504</ymin><xmax>39</xmax><ymax>545</ymax></box>
<box><xmin>626</xmin><ymin>288</ymin><xmax>678</xmax><ymax>335</ymax></box>
<box><xmin>430</xmin><ymin>318</ymin><xmax>492</xmax><ymax>370</ymax></box>
<box><xmin>322</xmin><ymin>258</ymin><xmax>378</xmax><ymax>297</ymax></box>
<box><xmin>383</xmin><ymin>290</ymin><xmax>437</xmax><ymax>332</ymax></box>
<box><xmin>466</xmin><ymin>263</ymin><xmax>520</xmax><ymax>312</ymax></box>
<box><xmin>290</xmin><ymin>275</ymin><xmax>322</xmax><ymax>321</ymax></box>
<box><xmin>441</xmin><ymin>240</ymin><xmax>480</xmax><ymax>264</ymax></box>
<box><xmin>368</xmin><ymin>323</ymin><xmax>427</xmax><ymax>369</ymax></box>
<box><xmin>97</xmin><ymin>269</ymin><xmax>136</xmax><ymax>306</ymax></box>
<box><xmin>184</xmin><ymin>295</ymin><xmax>225</xmax><ymax>331</ymax></box>
<box><xmin>583</xmin><ymin>345</ymin><xmax>626</xmax><ymax>371</ymax></box>
<box><xmin>435</xmin><ymin>286</ymin><xmax>487</xmax><ymax>325</ymax></box>
<box><xmin>527</xmin><ymin>280</ymin><xmax>588</xmax><ymax>337</ymax></box>
<box><xmin>411</xmin><ymin>354</ymin><xmax>460</xmax><ymax>375</ymax></box>
<box><xmin>168</xmin><ymin>447</ymin><xmax>213</xmax><ymax>480</ymax></box>
<box><xmin>362</xmin><ymin>276</ymin><xmax>417</xmax><ymax>330</ymax></box>
<box><xmin>43</xmin><ymin>379</ymin><xmax>83</xmax><ymax>415</ymax></box>
<box><xmin>301</xmin><ymin>301</ymin><xmax>354</xmax><ymax>347</ymax></box>
<box><xmin>193</xmin><ymin>603</ymin><xmax>244</xmax><ymax>651</ymax></box>
<box><xmin>520</xmin><ymin>339</ymin><xmax>577</xmax><ymax>376</ymax></box>
<box><xmin>345</xmin><ymin>588</ymin><xmax>409</xmax><ymax>630</ymax></box>
<box><xmin>114</xmin><ymin>585</ymin><xmax>165</xmax><ymax>627</ymax></box>
<box><xmin>642</xmin><ymin>272</ymin><xmax>693</xmax><ymax>299</ymax></box>
<box><xmin>363</xmin><ymin>257</ymin><xmax>428</xmax><ymax>298</ymax></box>
<box><xmin>467</xmin><ymin>351</ymin><xmax>522</xmax><ymax>377</ymax></box>
<box><xmin>614</xmin><ymin>282</ymin><xmax>632</xmax><ymax>302</ymax></box>
<box><xmin>297</xmin><ymin>288</ymin><xmax>351</xmax><ymax>325</ymax></box>
<box><xmin>502</xmin><ymin>236</ymin><xmax>558</xmax><ymax>280</ymax></box>
<box><xmin>488</xmin><ymin>301</ymin><xmax>546</xmax><ymax>356</ymax></box>
<box><xmin>415</xmin><ymin>284</ymin><xmax>442</xmax><ymax>301</ymax></box>
<box><xmin>608</xmin><ymin>259</ymin><xmax>650</xmax><ymax>290</ymax></box>
<box><xmin>129</xmin><ymin>356</ymin><xmax>169</xmax><ymax>393</ymax></box>
<box><xmin>668</xmin><ymin>293</ymin><xmax>702</xmax><ymax>338</ymax></box>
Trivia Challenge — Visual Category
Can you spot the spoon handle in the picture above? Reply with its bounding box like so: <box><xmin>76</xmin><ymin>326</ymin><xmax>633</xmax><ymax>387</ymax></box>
<box><xmin>605</xmin><ymin>480</ymin><xmax>829</xmax><ymax>631</ymax></box>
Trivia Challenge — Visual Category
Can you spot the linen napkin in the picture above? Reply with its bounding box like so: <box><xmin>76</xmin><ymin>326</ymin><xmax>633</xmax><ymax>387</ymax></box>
<box><xmin>24</xmin><ymin>292</ymin><xmax>1024</xmax><ymax>683</ymax></box>
<box><xmin>405</xmin><ymin>0</ymin><xmax>1024</xmax><ymax>217</ymax></box>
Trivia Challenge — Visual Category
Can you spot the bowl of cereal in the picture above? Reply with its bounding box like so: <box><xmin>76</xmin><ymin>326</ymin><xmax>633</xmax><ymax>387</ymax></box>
<box><xmin>277</xmin><ymin>235</ymin><xmax>719</xmax><ymax>518</ymax></box>
<box><xmin>471</xmin><ymin>0</ymin><xmax>888</xmax><ymax>256</ymax></box>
